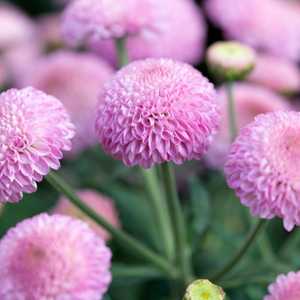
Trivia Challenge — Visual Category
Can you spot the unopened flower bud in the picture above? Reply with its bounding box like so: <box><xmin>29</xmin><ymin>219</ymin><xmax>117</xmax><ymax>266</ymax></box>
<box><xmin>183</xmin><ymin>279</ymin><xmax>225</xmax><ymax>300</ymax></box>
<box><xmin>207</xmin><ymin>41</ymin><xmax>256</xmax><ymax>82</ymax></box>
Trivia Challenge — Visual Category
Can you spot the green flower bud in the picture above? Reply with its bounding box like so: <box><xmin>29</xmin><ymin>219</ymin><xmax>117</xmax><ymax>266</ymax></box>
<box><xmin>206</xmin><ymin>41</ymin><xmax>256</xmax><ymax>82</ymax></box>
<box><xmin>183</xmin><ymin>279</ymin><xmax>225</xmax><ymax>300</ymax></box>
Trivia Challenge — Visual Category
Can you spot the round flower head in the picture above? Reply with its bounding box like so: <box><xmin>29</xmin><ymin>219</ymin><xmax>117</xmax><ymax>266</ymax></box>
<box><xmin>90</xmin><ymin>0</ymin><xmax>206</xmax><ymax>65</ymax></box>
<box><xmin>0</xmin><ymin>213</ymin><xmax>112</xmax><ymax>300</ymax></box>
<box><xmin>19</xmin><ymin>51</ymin><xmax>113</xmax><ymax>156</ymax></box>
<box><xmin>184</xmin><ymin>279</ymin><xmax>225</xmax><ymax>300</ymax></box>
<box><xmin>0</xmin><ymin>3</ymin><xmax>35</xmax><ymax>50</ymax></box>
<box><xmin>225</xmin><ymin>111</ymin><xmax>300</xmax><ymax>231</ymax></box>
<box><xmin>248</xmin><ymin>53</ymin><xmax>300</xmax><ymax>94</ymax></box>
<box><xmin>205</xmin><ymin>0</ymin><xmax>300</xmax><ymax>62</ymax></box>
<box><xmin>54</xmin><ymin>190</ymin><xmax>120</xmax><ymax>241</ymax></box>
<box><xmin>95</xmin><ymin>58</ymin><xmax>219</xmax><ymax>168</ymax></box>
<box><xmin>264</xmin><ymin>271</ymin><xmax>300</xmax><ymax>300</ymax></box>
<box><xmin>206</xmin><ymin>83</ymin><xmax>290</xmax><ymax>169</ymax></box>
<box><xmin>206</xmin><ymin>41</ymin><xmax>256</xmax><ymax>82</ymax></box>
<box><xmin>0</xmin><ymin>87</ymin><xmax>75</xmax><ymax>203</ymax></box>
<box><xmin>62</xmin><ymin>0</ymin><xmax>159</xmax><ymax>45</ymax></box>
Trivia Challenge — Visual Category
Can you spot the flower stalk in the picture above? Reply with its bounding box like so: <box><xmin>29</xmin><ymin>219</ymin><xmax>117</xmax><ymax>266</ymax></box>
<box><xmin>46</xmin><ymin>171</ymin><xmax>178</xmax><ymax>279</ymax></box>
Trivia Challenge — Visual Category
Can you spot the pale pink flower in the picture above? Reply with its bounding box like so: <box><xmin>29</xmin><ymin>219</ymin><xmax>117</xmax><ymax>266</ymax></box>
<box><xmin>248</xmin><ymin>53</ymin><xmax>300</xmax><ymax>94</ymax></box>
<box><xmin>205</xmin><ymin>0</ymin><xmax>300</xmax><ymax>61</ymax></box>
<box><xmin>54</xmin><ymin>190</ymin><xmax>120</xmax><ymax>241</ymax></box>
<box><xmin>225</xmin><ymin>111</ymin><xmax>300</xmax><ymax>231</ymax></box>
<box><xmin>95</xmin><ymin>58</ymin><xmax>219</xmax><ymax>168</ymax></box>
<box><xmin>90</xmin><ymin>0</ymin><xmax>206</xmax><ymax>65</ymax></box>
<box><xmin>0</xmin><ymin>213</ymin><xmax>112</xmax><ymax>300</ymax></box>
<box><xmin>62</xmin><ymin>0</ymin><xmax>160</xmax><ymax>44</ymax></box>
<box><xmin>19</xmin><ymin>51</ymin><xmax>113</xmax><ymax>156</ymax></box>
<box><xmin>206</xmin><ymin>83</ymin><xmax>290</xmax><ymax>169</ymax></box>
<box><xmin>0</xmin><ymin>3</ymin><xmax>35</xmax><ymax>50</ymax></box>
<box><xmin>264</xmin><ymin>271</ymin><xmax>300</xmax><ymax>300</ymax></box>
<box><xmin>0</xmin><ymin>87</ymin><xmax>75</xmax><ymax>203</ymax></box>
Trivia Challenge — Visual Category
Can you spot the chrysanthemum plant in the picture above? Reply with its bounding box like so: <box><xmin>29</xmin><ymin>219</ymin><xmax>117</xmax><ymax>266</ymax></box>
<box><xmin>1</xmin><ymin>2</ymin><xmax>300</xmax><ymax>299</ymax></box>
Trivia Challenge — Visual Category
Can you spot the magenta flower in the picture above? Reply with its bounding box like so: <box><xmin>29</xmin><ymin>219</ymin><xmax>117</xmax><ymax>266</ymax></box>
<box><xmin>90</xmin><ymin>0</ymin><xmax>206</xmax><ymax>65</ymax></box>
<box><xmin>225</xmin><ymin>111</ymin><xmax>300</xmax><ymax>231</ymax></box>
<box><xmin>62</xmin><ymin>0</ymin><xmax>158</xmax><ymax>44</ymax></box>
<box><xmin>18</xmin><ymin>51</ymin><xmax>113</xmax><ymax>156</ymax></box>
<box><xmin>0</xmin><ymin>213</ymin><xmax>112</xmax><ymax>300</ymax></box>
<box><xmin>95</xmin><ymin>58</ymin><xmax>219</xmax><ymax>168</ymax></box>
<box><xmin>206</xmin><ymin>83</ymin><xmax>290</xmax><ymax>169</ymax></box>
<box><xmin>264</xmin><ymin>272</ymin><xmax>300</xmax><ymax>300</ymax></box>
<box><xmin>0</xmin><ymin>87</ymin><xmax>75</xmax><ymax>203</ymax></box>
<box><xmin>248</xmin><ymin>53</ymin><xmax>300</xmax><ymax>94</ymax></box>
<box><xmin>54</xmin><ymin>190</ymin><xmax>120</xmax><ymax>241</ymax></box>
<box><xmin>205</xmin><ymin>0</ymin><xmax>300</xmax><ymax>61</ymax></box>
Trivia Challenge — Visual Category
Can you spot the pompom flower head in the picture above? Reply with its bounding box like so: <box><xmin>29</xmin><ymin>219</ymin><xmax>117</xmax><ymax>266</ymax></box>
<box><xmin>206</xmin><ymin>41</ymin><xmax>256</xmax><ymax>82</ymax></box>
<box><xmin>206</xmin><ymin>83</ymin><xmax>290</xmax><ymax>169</ymax></box>
<box><xmin>90</xmin><ymin>0</ymin><xmax>206</xmax><ymax>65</ymax></box>
<box><xmin>0</xmin><ymin>213</ymin><xmax>111</xmax><ymax>300</ymax></box>
<box><xmin>264</xmin><ymin>271</ymin><xmax>300</xmax><ymax>300</ymax></box>
<box><xmin>184</xmin><ymin>279</ymin><xmax>225</xmax><ymax>300</ymax></box>
<box><xmin>95</xmin><ymin>58</ymin><xmax>219</xmax><ymax>168</ymax></box>
<box><xmin>62</xmin><ymin>0</ymin><xmax>159</xmax><ymax>44</ymax></box>
<box><xmin>0</xmin><ymin>87</ymin><xmax>75</xmax><ymax>203</ymax></box>
<box><xmin>54</xmin><ymin>190</ymin><xmax>120</xmax><ymax>241</ymax></box>
<box><xmin>225</xmin><ymin>111</ymin><xmax>300</xmax><ymax>231</ymax></box>
<box><xmin>248</xmin><ymin>53</ymin><xmax>300</xmax><ymax>94</ymax></box>
<box><xmin>19</xmin><ymin>51</ymin><xmax>113</xmax><ymax>156</ymax></box>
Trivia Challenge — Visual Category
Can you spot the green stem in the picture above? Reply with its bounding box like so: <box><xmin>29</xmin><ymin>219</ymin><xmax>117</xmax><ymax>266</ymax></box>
<box><xmin>161</xmin><ymin>163</ymin><xmax>193</xmax><ymax>286</ymax></box>
<box><xmin>46</xmin><ymin>172</ymin><xmax>178</xmax><ymax>279</ymax></box>
<box><xmin>141</xmin><ymin>167</ymin><xmax>175</xmax><ymax>261</ymax></box>
<box><xmin>115</xmin><ymin>37</ymin><xmax>129</xmax><ymax>67</ymax></box>
<box><xmin>211</xmin><ymin>219</ymin><xmax>266</xmax><ymax>281</ymax></box>
<box><xmin>220</xmin><ymin>274</ymin><xmax>275</xmax><ymax>289</ymax></box>
<box><xmin>226</xmin><ymin>81</ymin><xmax>238</xmax><ymax>142</ymax></box>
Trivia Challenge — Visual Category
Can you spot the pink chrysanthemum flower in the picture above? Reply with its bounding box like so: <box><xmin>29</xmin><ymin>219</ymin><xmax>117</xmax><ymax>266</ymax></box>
<box><xmin>0</xmin><ymin>87</ymin><xmax>75</xmax><ymax>203</ymax></box>
<box><xmin>95</xmin><ymin>58</ymin><xmax>219</xmax><ymax>168</ymax></box>
<box><xmin>264</xmin><ymin>271</ymin><xmax>300</xmax><ymax>300</ymax></box>
<box><xmin>19</xmin><ymin>51</ymin><xmax>113</xmax><ymax>156</ymax></box>
<box><xmin>206</xmin><ymin>83</ymin><xmax>290</xmax><ymax>169</ymax></box>
<box><xmin>90</xmin><ymin>0</ymin><xmax>206</xmax><ymax>65</ymax></box>
<box><xmin>54</xmin><ymin>190</ymin><xmax>120</xmax><ymax>241</ymax></box>
<box><xmin>225</xmin><ymin>111</ymin><xmax>300</xmax><ymax>231</ymax></box>
<box><xmin>248</xmin><ymin>53</ymin><xmax>300</xmax><ymax>94</ymax></box>
<box><xmin>0</xmin><ymin>213</ymin><xmax>112</xmax><ymax>300</ymax></box>
<box><xmin>62</xmin><ymin>0</ymin><xmax>160</xmax><ymax>44</ymax></box>
<box><xmin>205</xmin><ymin>0</ymin><xmax>300</xmax><ymax>61</ymax></box>
<box><xmin>0</xmin><ymin>3</ymin><xmax>35</xmax><ymax>50</ymax></box>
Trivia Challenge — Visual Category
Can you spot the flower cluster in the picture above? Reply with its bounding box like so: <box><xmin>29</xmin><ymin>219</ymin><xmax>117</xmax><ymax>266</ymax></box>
<box><xmin>0</xmin><ymin>213</ymin><xmax>112</xmax><ymax>299</ymax></box>
<box><xmin>0</xmin><ymin>87</ymin><xmax>75</xmax><ymax>203</ymax></box>
<box><xmin>95</xmin><ymin>58</ymin><xmax>219</xmax><ymax>168</ymax></box>
<box><xmin>225</xmin><ymin>111</ymin><xmax>300</xmax><ymax>231</ymax></box>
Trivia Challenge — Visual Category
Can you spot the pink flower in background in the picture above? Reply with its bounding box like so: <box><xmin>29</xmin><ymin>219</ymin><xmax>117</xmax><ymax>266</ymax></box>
<box><xmin>55</xmin><ymin>190</ymin><xmax>120</xmax><ymax>241</ymax></box>
<box><xmin>62</xmin><ymin>0</ymin><xmax>160</xmax><ymax>44</ymax></box>
<box><xmin>0</xmin><ymin>87</ymin><xmax>75</xmax><ymax>203</ymax></box>
<box><xmin>206</xmin><ymin>83</ymin><xmax>290</xmax><ymax>169</ymax></box>
<box><xmin>248</xmin><ymin>54</ymin><xmax>300</xmax><ymax>94</ymax></box>
<box><xmin>19</xmin><ymin>51</ymin><xmax>113</xmax><ymax>156</ymax></box>
<box><xmin>0</xmin><ymin>213</ymin><xmax>112</xmax><ymax>300</ymax></box>
<box><xmin>205</xmin><ymin>0</ymin><xmax>300</xmax><ymax>61</ymax></box>
<box><xmin>264</xmin><ymin>272</ymin><xmax>300</xmax><ymax>300</ymax></box>
<box><xmin>90</xmin><ymin>0</ymin><xmax>206</xmax><ymax>65</ymax></box>
<box><xmin>225</xmin><ymin>111</ymin><xmax>300</xmax><ymax>231</ymax></box>
<box><xmin>0</xmin><ymin>3</ymin><xmax>35</xmax><ymax>50</ymax></box>
<box><xmin>95</xmin><ymin>58</ymin><xmax>219</xmax><ymax>168</ymax></box>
